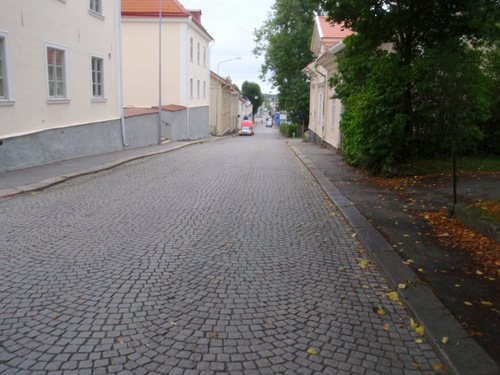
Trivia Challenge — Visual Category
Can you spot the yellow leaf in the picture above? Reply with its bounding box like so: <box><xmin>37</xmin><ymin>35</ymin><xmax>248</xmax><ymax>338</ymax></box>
<box><xmin>403</xmin><ymin>234</ymin><xmax>410</xmax><ymax>237</ymax></box>
<box><xmin>481</xmin><ymin>301</ymin><xmax>493</xmax><ymax>306</ymax></box>
<box><xmin>415</xmin><ymin>338</ymin><xmax>423</xmax><ymax>344</ymax></box>
<box><xmin>398</xmin><ymin>283</ymin><xmax>407</xmax><ymax>289</ymax></box>
<box><xmin>385</xmin><ymin>291</ymin><xmax>399</xmax><ymax>302</ymax></box>
<box><xmin>433</xmin><ymin>363</ymin><xmax>447</xmax><ymax>371</ymax></box>
<box><xmin>329</xmin><ymin>212</ymin><xmax>336</xmax><ymax>216</ymax></box>
<box><xmin>476</xmin><ymin>270</ymin><xmax>484</xmax><ymax>275</ymax></box>
<box><xmin>382</xmin><ymin>324</ymin><xmax>390</xmax><ymax>330</ymax></box>
<box><xmin>376</xmin><ymin>306</ymin><xmax>386</xmax><ymax>315</ymax></box>
<box><xmin>416</xmin><ymin>326</ymin><xmax>425</xmax><ymax>336</ymax></box>
<box><xmin>464</xmin><ymin>301</ymin><xmax>473</xmax><ymax>306</ymax></box>
<box><xmin>418</xmin><ymin>268</ymin><xmax>423</xmax><ymax>272</ymax></box>
<box><xmin>307</xmin><ymin>348</ymin><xmax>318</xmax><ymax>355</ymax></box>
<box><xmin>442</xmin><ymin>337</ymin><xmax>449</xmax><ymax>344</ymax></box>
<box><xmin>351</xmin><ymin>233</ymin><xmax>357</xmax><ymax>238</ymax></box>
<box><xmin>410</xmin><ymin>318</ymin><xmax>418</xmax><ymax>329</ymax></box>
<box><xmin>358</xmin><ymin>259</ymin><xmax>371</xmax><ymax>269</ymax></box>
<box><xmin>455</xmin><ymin>284</ymin><xmax>461</xmax><ymax>287</ymax></box>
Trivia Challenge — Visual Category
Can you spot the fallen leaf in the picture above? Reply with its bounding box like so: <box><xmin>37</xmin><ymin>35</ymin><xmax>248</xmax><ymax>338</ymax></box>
<box><xmin>410</xmin><ymin>318</ymin><xmax>418</xmax><ymax>329</ymax></box>
<box><xmin>476</xmin><ymin>270</ymin><xmax>484</xmax><ymax>275</ymax></box>
<box><xmin>464</xmin><ymin>301</ymin><xmax>473</xmax><ymax>306</ymax></box>
<box><xmin>209</xmin><ymin>332</ymin><xmax>218</xmax><ymax>338</ymax></box>
<box><xmin>415</xmin><ymin>338</ymin><xmax>423</xmax><ymax>344</ymax></box>
<box><xmin>307</xmin><ymin>348</ymin><xmax>318</xmax><ymax>355</ymax></box>
<box><xmin>411</xmin><ymin>362</ymin><xmax>421</xmax><ymax>368</ymax></box>
<box><xmin>382</xmin><ymin>324</ymin><xmax>390</xmax><ymax>330</ymax></box>
<box><xmin>376</xmin><ymin>306</ymin><xmax>386</xmax><ymax>315</ymax></box>
<box><xmin>433</xmin><ymin>363</ymin><xmax>447</xmax><ymax>371</ymax></box>
<box><xmin>398</xmin><ymin>283</ymin><xmax>407</xmax><ymax>289</ymax></box>
<box><xmin>416</xmin><ymin>326</ymin><xmax>425</xmax><ymax>336</ymax></box>
<box><xmin>442</xmin><ymin>337</ymin><xmax>449</xmax><ymax>344</ymax></box>
<box><xmin>481</xmin><ymin>301</ymin><xmax>493</xmax><ymax>306</ymax></box>
<box><xmin>351</xmin><ymin>233</ymin><xmax>357</xmax><ymax>238</ymax></box>
<box><xmin>169</xmin><ymin>321</ymin><xmax>177</xmax><ymax>326</ymax></box>
<box><xmin>358</xmin><ymin>259</ymin><xmax>371</xmax><ymax>269</ymax></box>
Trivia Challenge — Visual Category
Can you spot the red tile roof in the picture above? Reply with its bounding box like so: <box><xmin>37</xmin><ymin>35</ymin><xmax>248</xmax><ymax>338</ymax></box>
<box><xmin>124</xmin><ymin>107</ymin><xmax>158</xmax><ymax>118</ymax></box>
<box><xmin>318</xmin><ymin>16</ymin><xmax>353</xmax><ymax>39</ymax></box>
<box><xmin>122</xmin><ymin>0</ymin><xmax>190</xmax><ymax>17</ymax></box>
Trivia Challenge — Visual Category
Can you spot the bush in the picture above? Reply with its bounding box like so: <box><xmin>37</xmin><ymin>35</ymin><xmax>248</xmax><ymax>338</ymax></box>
<box><xmin>280</xmin><ymin>123</ymin><xmax>302</xmax><ymax>138</ymax></box>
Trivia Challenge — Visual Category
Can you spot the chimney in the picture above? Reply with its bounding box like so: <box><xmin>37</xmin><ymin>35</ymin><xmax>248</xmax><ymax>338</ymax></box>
<box><xmin>189</xmin><ymin>10</ymin><xmax>202</xmax><ymax>24</ymax></box>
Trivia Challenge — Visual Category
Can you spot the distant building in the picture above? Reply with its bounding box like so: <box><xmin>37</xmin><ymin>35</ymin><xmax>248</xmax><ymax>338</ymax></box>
<box><xmin>303</xmin><ymin>16</ymin><xmax>354</xmax><ymax>149</ymax></box>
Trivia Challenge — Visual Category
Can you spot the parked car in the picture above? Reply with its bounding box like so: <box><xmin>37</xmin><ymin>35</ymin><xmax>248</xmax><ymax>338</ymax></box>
<box><xmin>239</xmin><ymin>120</ymin><xmax>254</xmax><ymax>136</ymax></box>
<box><xmin>239</xmin><ymin>126</ymin><xmax>254</xmax><ymax>136</ymax></box>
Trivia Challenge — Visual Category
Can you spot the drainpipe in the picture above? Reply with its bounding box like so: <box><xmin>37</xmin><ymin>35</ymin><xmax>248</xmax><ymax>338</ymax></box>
<box><xmin>315</xmin><ymin>64</ymin><xmax>327</xmax><ymax>146</ymax></box>
<box><xmin>186</xmin><ymin>17</ymin><xmax>192</xmax><ymax>140</ymax></box>
<box><xmin>116</xmin><ymin>0</ymin><xmax>127</xmax><ymax>146</ymax></box>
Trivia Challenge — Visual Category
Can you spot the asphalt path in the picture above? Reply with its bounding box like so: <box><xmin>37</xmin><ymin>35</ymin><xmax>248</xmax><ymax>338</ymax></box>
<box><xmin>1</xmin><ymin>122</ymin><xmax>446</xmax><ymax>374</ymax></box>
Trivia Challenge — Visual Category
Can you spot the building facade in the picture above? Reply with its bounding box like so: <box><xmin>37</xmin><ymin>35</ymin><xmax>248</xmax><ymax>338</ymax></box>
<box><xmin>121</xmin><ymin>0</ymin><xmax>213</xmax><ymax>140</ymax></box>
<box><xmin>303</xmin><ymin>16</ymin><xmax>353</xmax><ymax>150</ymax></box>
<box><xmin>0</xmin><ymin>0</ymin><xmax>124</xmax><ymax>172</ymax></box>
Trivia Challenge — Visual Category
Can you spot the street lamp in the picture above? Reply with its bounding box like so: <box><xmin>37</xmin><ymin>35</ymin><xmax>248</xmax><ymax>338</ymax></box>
<box><xmin>215</xmin><ymin>57</ymin><xmax>241</xmax><ymax>135</ymax></box>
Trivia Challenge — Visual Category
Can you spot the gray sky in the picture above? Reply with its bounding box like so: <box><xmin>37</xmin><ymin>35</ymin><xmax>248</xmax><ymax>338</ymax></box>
<box><xmin>181</xmin><ymin>0</ymin><xmax>277</xmax><ymax>94</ymax></box>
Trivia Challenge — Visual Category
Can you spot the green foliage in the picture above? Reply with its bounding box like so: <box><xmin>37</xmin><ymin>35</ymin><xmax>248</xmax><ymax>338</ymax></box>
<box><xmin>323</xmin><ymin>0</ymin><xmax>500</xmax><ymax>175</ymax></box>
<box><xmin>253</xmin><ymin>0</ymin><xmax>320</xmax><ymax>125</ymax></box>
<box><xmin>279</xmin><ymin>122</ymin><xmax>302</xmax><ymax>138</ymax></box>
<box><xmin>242</xmin><ymin>81</ymin><xmax>264</xmax><ymax>116</ymax></box>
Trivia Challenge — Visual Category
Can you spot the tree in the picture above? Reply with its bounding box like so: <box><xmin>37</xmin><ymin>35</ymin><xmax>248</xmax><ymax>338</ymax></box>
<box><xmin>323</xmin><ymin>0</ymin><xmax>499</xmax><ymax>174</ymax></box>
<box><xmin>242</xmin><ymin>81</ymin><xmax>264</xmax><ymax>116</ymax></box>
<box><xmin>253</xmin><ymin>0</ymin><xmax>320</xmax><ymax>125</ymax></box>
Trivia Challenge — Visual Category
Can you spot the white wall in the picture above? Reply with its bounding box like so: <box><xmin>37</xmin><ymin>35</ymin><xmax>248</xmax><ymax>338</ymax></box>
<box><xmin>0</xmin><ymin>0</ymin><xmax>120</xmax><ymax>139</ymax></box>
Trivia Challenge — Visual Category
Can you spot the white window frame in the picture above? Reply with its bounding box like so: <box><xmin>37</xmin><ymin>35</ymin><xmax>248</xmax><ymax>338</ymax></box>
<box><xmin>90</xmin><ymin>54</ymin><xmax>106</xmax><ymax>101</ymax></box>
<box><xmin>197</xmin><ymin>80</ymin><xmax>200</xmax><ymax>98</ymax></box>
<box><xmin>203</xmin><ymin>47</ymin><xmax>206</xmax><ymax>67</ymax></box>
<box><xmin>45</xmin><ymin>42</ymin><xmax>70</xmax><ymax>103</ymax></box>
<box><xmin>197</xmin><ymin>42</ymin><xmax>200</xmax><ymax>65</ymax></box>
<box><xmin>203</xmin><ymin>81</ymin><xmax>206</xmax><ymax>98</ymax></box>
<box><xmin>190</xmin><ymin>78</ymin><xmax>193</xmax><ymax>98</ymax></box>
<box><xmin>190</xmin><ymin>38</ymin><xmax>193</xmax><ymax>62</ymax></box>
<box><xmin>89</xmin><ymin>0</ymin><xmax>104</xmax><ymax>17</ymax></box>
<box><xmin>0</xmin><ymin>31</ymin><xmax>14</xmax><ymax>105</ymax></box>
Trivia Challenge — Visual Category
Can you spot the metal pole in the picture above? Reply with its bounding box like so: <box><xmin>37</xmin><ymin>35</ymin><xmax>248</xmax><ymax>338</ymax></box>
<box><xmin>158</xmin><ymin>0</ymin><xmax>162</xmax><ymax>144</ymax></box>
<box><xmin>215</xmin><ymin>57</ymin><xmax>241</xmax><ymax>135</ymax></box>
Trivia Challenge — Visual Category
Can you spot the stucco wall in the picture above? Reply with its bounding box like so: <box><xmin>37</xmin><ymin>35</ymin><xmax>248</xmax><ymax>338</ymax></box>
<box><xmin>0</xmin><ymin>0</ymin><xmax>120</xmax><ymax>139</ymax></box>
<box><xmin>0</xmin><ymin>120</ymin><xmax>123</xmax><ymax>173</ymax></box>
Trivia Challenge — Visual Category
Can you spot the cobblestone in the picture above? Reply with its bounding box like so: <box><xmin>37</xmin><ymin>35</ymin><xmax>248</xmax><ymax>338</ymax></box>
<box><xmin>0</xmin><ymin>131</ymin><xmax>446</xmax><ymax>373</ymax></box>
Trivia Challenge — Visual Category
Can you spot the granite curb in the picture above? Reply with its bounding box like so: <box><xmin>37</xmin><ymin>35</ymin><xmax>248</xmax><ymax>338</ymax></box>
<box><xmin>287</xmin><ymin>140</ymin><xmax>500</xmax><ymax>375</ymax></box>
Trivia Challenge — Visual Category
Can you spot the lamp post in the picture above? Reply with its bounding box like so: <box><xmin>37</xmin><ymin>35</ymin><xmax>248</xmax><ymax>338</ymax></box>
<box><xmin>157</xmin><ymin>0</ymin><xmax>163</xmax><ymax>144</ymax></box>
<box><xmin>215</xmin><ymin>57</ymin><xmax>241</xmax><ymax>135</ymax></box>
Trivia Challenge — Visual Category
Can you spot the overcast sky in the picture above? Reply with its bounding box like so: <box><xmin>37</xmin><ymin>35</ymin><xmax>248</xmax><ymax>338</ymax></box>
<box><xmin>181</xmin><ymin>0</ymin><xmax>277</xmax><ymax>94</ymax></box>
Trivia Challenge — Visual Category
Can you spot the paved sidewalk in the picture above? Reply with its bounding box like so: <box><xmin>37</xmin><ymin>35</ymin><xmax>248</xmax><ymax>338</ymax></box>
<box><xmin>1</xmin><ymin>133</ymin><xmax>498</xmax><ymax>374</ymax></box>
<box><xmin>0</xmin><ymin>137</ymin><xmax>224</xmax><ymax>198</ymax></box>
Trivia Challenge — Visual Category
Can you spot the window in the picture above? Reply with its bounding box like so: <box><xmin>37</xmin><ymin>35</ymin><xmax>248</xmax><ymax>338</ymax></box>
<box><xmin>190</xmin><ymin>38</ymin><xmax>193</xmax><ymax>62</ymax></box>
<box><xmin>0</xmin><ymin>33</ymin><xmax>12</xmax><ymax>103</ymax></box>
<box><xmin>331</xmin><ymin>99</ymin><xmax>336</xmax><ymax>129</ymax></box>
<box><xmin>46</xmin><ymin>44</ymin><xmax>68</xmax><ymax>101</ymax></box>
<box><xmin>203</xmin><ymin>47</ymin><xmax>206</xmax><ymax>67</ymax></box>
<box><xmin>197</xmin><ymin>42</ymin><xmax>200</xmax><ymax>65</ymax></box>
<box><xmin>203</xmin><ymin>81</ymin><xmax>206</xmax><ymax>98</ymax></box>
<box><xmin>190</xmin><ymin>78</ymin><xmax>193</xmax><ymax>98</ymax></box>
<box><xmin>91</xmin><ymin>55</ymin><xmax>105</xmax><ymax>100</ymax></box>
<box><xmin>197</xmin><ymin>80</ymin><xmax>200</xmax><ymax>98</ymax></box>
<box><xmin>89</xmin><ymin>0</ymin><xmax>102</xmax><ymax>15</ymax></box>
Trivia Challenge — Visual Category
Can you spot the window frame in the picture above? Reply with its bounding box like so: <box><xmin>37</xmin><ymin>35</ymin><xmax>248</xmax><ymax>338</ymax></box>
<box><xmin>190</xmin><ymin>78</ymin><xmax>193</xmax><ymax>98</ymax></box>
<box><xmin>197</xmin><ymin>42</ymin><xmax>200</xmax><ymax>65</ymax></box>
<box><xmin>190</xmin><ymin>38</ymin><xmax>193</xmax><ymax>62</ymax></box>
<box><xmin>0</xmin><ymin>31</ymin><xmax>14</xmax><ymax>105</ymax></box>
<box><xmin>45</xmin><ymin>42</ymin><xmax>70</xmax><ymax>103</ymax></box>
<box><xmin>89</xmin><ymin>0</ymin><xmax>104</xmax><ymax>17</ymax></box>
<box><xmin>90</xmin><ymin>54</ymin><xmax>106</xmax><ymax>101</ymax></box>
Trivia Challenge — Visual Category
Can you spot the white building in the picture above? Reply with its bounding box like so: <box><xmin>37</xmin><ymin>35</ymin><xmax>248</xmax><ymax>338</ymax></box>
<box><xmin>121</xmin><ymin>0</ymin><xmax>213</xmax><ymax>140</ymax></box>
<box><xmin>0</xmin><ymin>0</ymin><xmax>124</xmax><ymax>172</ymax></box>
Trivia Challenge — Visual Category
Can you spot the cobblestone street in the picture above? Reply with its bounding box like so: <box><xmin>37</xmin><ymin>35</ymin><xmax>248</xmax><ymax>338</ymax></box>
<box><xmin>0</xmin><ymin>127</ymin><xmax>445</xmax><ymax>374</ymax></box>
